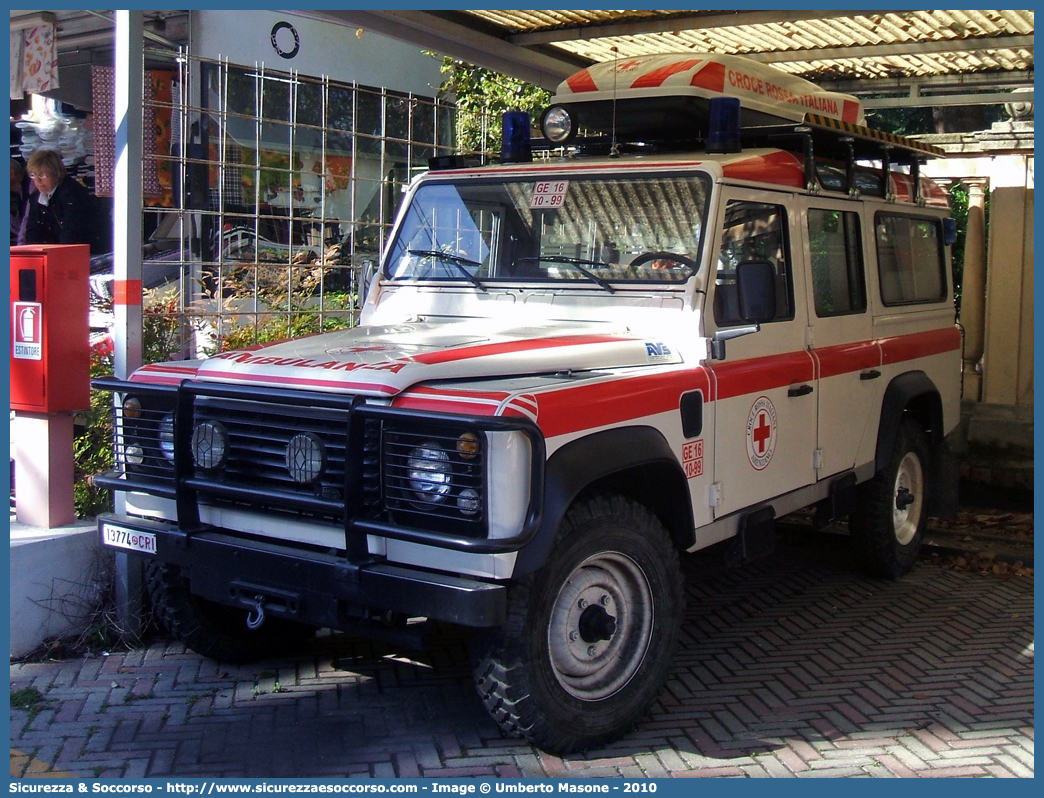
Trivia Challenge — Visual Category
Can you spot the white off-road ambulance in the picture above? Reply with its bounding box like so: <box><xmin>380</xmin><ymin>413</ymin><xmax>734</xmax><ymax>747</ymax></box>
<box><xmin>96</xmin><ymin>53</ymin><xmax>962</xmax><ymax>754</ymax></box>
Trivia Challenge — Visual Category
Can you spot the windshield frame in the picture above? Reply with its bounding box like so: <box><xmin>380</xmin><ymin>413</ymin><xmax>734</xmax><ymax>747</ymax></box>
<box><xmin>383</xmin><ymin>168</ymin><xmax>714</xmax><ymax>289</ymax></box>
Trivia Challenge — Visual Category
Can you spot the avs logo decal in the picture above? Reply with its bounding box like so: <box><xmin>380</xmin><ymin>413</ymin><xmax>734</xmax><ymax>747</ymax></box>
<box><xmin>645</xmin><ymin>341</ymin><xmax>672</xmax><ymax>363</ymax></box>
<box><xmin>745</xmin><ymin>396</ymin><xmax>777</xmax><ymax>471</ymax></box>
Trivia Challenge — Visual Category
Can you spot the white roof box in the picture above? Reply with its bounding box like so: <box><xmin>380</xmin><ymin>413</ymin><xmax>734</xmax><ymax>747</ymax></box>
<box><xmin>547</xmin><ymin>53</ymin><xmax>864</xmax><ymax>140</ymax></box>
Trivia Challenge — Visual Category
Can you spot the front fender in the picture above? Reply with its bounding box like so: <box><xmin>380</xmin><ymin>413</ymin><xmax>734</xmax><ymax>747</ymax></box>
<box><xmin>513</xmin><ymin>426</ymin><xmax>693</xmax><ymax>577</ymax></box>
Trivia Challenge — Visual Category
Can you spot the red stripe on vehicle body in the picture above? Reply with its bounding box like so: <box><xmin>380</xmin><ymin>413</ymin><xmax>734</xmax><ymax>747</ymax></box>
<box><xmin>405</xmin><ymin>386</ymin><xmax>513</xmax><ymax>402</ymax></box>
<box><xmin>566</xmin><ymin>69</ymin><xmax>599</xmax><ymax>93</ymax></box>
<box><xmin>127</xmin><ymin>373</ymin><xmax>184</xmax><ymax>386</ymax></box>
<box><xmin>710</xmin><ymin>350</ymin><xmax>815</xmax><ymax>401</ymax></box>
<box><xmin>815</xmin><ymin>340</ymin><xmax>881</xmax><ymax>379</ymax></box>
<box><xmin>879</xmin><ymin>327</ymin><xmax>960</xmax><ymax>364</ymax></box>
<box><xmin>129</xmin><ymin>364</ymin><xmax>200</xmax><ymax>383</ymax></box>
<box><xmin>392</xmin><ymin>396</ymin><xmax>501</xmax><ymax>415</ymax></box>
<box><xmin>842</xmin><ymin>100</ymin><xmax>861</xmax><ymax>124</ymax></box>
<box><xmin>194</xmin><ymin>371</ymin><xmax>400</xmax><ymax>395</ymax></box>
<box><xmin>392</xmin><ymin>386</ymin><xmax>510</xmax><ymax>415</ymax></box>
<box><xmin>407</xmin><ymin>334</ymin><xmax>634</xmax><ymax>365</ymax></box>
<box><xmin>631</xmin><ymin>59</ymin><xmax>702</xmax><ymax>89</ymax></box>
<box><xmin>689</xmin><ymin>60</ymin><xmax>726</xmax><ymax>92</ymax></box>
<box><xmin>535</xmin><ymin>369</ymin><xmax>713</xmax><ymax>439</ymax></box>
<box><xmin>722</xmin><ymin>150</ymin><xmax>805</xmax><ymax>188</ymax></box>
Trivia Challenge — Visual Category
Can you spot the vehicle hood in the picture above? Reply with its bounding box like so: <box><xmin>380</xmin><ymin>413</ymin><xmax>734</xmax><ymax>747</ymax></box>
<box><xmin>188</xmin><ymin>319</ymin><xmax>683</xmax><ymax>396</ymax></box>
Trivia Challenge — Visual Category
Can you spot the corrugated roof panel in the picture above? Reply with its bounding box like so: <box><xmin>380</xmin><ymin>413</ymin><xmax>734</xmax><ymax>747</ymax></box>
<box><xmin>462</xmin><ymin>9</ymin><xmax>1033</xmax><ymax>82</ymax></box>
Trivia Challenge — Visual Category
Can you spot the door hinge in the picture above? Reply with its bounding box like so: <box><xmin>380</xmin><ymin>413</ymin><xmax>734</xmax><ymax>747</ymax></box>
<box><xmin>709</xmin><ymin>482</ymin><xmax>724</xmax><ymax>507</ymax></box>
<box><xmin>805</xmin><ymin>325</ymin><xmax>815</xmax><ymax>348</ymax></box>
<box><xmin>813</xmin><ymin>449</ymin><xmax>824</xmax><ymax>470</ymax></box>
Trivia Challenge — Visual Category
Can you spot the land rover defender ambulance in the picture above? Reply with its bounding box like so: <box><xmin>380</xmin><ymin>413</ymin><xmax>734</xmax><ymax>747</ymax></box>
<box><xmin>95</xmin><ymin>53</ymin><xmax>962</xmax><ymax>754</ymax></box>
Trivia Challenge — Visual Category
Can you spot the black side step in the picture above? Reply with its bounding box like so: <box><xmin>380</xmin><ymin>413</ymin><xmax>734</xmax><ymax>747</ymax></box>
<box><xmin>813</xmin><ymin>472</ymin><xmax>858</xmax><ymax>530</ymax></box>
<box><xmin>723</xmin><ymin>506</ymin><xmax>777</xmax><ymax>567</ymax></box>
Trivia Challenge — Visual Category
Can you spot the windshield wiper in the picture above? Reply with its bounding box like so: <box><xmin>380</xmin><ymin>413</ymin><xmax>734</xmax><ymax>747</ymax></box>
<box><xmin>408</xmin><ymin>249</ymin><xmax>487</xmax><ymax>291</ymax></box>
<box><xmin>516</xmin><ymin>256</ymin><xmax>616</xmax><ymax>293</ymax></box>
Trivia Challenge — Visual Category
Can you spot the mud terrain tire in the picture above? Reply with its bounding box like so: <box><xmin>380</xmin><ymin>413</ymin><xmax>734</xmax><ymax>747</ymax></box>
<box><xmin>472</xmin><ymin>494</ymin><xmax>683</xmax><ymax>754</ymax></box>
<box><xmin>851</xmin><ymin>418</ymin><xmax>930</xmax><ymax>579</ymax></box>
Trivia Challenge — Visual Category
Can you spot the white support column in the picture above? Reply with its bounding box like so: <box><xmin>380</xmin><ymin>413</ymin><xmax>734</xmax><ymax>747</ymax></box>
<box><xmin>114</xmin><ymin>10</ymin><xmax>144</xmax><ymax>380</ymax></box>
<box><xmin>113</xmin><ymin>10</ymin><xmax>146</xmax><ymax>634</ymax></box>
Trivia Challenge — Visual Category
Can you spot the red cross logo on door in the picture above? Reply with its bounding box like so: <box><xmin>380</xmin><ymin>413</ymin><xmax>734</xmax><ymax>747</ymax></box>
<box><xmin>746</xmin><ymin>396</ymin><xmax>777</xmax><ymax>470</ymax></box>
<box><xmin>752</xmin><ymin>411</ymin><xmax>772</xmax><ymax>456</ymax></box>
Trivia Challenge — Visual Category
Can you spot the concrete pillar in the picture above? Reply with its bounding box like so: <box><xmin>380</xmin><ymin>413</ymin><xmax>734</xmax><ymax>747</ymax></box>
<box><xmin>982</xmin><ymin>155</ymin><xmax>1033</xmax><ymax>406</ymax></box>
<box><xmin>958</xmin><ymin>179</ymin><xmax>988</xmax><ymax>401</ymax></box>
<box><xmin>12</xmin><ymin>413</ymin><xmax>76</xmax><ymax>529</ymax></box>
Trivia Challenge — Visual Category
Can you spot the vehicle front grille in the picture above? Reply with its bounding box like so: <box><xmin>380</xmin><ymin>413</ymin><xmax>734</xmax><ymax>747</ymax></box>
<box><xmin>113</xmin><ymin>389</ymin><xmax>177</xmax><ymax>493</ymax></box>
<box><xmin>190</xmin><ymin>396</ymin><xmax>353</xmax><ymax>522</ymax></box>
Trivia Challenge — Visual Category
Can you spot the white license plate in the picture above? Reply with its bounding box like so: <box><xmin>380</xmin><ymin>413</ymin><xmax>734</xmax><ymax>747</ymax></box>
<box><xmin>102</xmin><ymin>524</ymin><xmax>157</xmax><ymax>555</ymax></box>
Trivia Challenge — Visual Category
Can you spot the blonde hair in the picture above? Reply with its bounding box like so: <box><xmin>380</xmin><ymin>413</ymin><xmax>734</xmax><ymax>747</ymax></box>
<box><xmin>26</xmin><ymin>149</ymin><xmax>66</xmax><ymax>183</ymax></box>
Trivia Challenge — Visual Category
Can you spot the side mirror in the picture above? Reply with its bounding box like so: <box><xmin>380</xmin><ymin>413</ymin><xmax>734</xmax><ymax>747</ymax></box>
<box><xmin>736</xmin><ymin>260</ymin><xmax>777</xmax><ymax>323</ymax></box>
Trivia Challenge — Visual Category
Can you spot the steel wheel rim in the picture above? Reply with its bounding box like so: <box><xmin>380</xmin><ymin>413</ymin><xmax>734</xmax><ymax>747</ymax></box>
<box><xmin>547</xmin><ymin>551</ymin><xmax>654</xmax><ymax>701</ymax></box>
<box><xmin>893</xmin><ymin>451</ymin><xmax>924</xmax><ymax>546</ymax></box>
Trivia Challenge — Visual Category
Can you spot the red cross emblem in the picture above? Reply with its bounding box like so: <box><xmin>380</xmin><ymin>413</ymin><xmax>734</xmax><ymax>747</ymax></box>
<box><xmin>752</xmin><ymin>411</ymin><xmax>772</xmax><ymax>456</ymax></box>
<box><xmin>746</xmin><ymin>396</ymin><xmax>777</xmax><ymax>471</ymax></box>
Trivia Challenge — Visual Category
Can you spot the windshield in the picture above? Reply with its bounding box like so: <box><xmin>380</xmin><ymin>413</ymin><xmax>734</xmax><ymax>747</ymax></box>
<box><xmin>386</xmin><ymin>172</ymin><xmax>712</xmax><ymax>286</ymax></box>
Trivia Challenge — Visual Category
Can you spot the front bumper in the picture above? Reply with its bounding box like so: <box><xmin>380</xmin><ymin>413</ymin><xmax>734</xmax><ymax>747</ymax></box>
<box><xmin>99</xmin><ymin>513</ymin><xmax>506</xmax><ymax>629</ymax></box>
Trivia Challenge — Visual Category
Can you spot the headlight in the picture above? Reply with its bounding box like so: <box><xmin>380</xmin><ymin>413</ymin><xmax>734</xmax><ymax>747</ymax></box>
<box><xmin>408</xmin><ymin>442</ymin><xmax>452</xmax><ymax>504</ymax></box>
<box><xmin>158</xmin><ymin>414</ymin><xmax>175</xmax><ymax>462</ymax></box>
<box><xmin>541</xmin><ymin>105</ymin><xmax>574</xmax><ymax>145</ymax></box>
<box><xmin>191</xmin><ymin>421</ymin><xmax>229</xmax><ymax>470</ymax></box>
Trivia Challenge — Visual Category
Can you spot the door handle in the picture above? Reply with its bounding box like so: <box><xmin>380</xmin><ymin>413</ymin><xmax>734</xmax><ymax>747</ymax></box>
<box><xmin>788</xmin><ymin>384</ymin><xmax>813</xmax><ymax>398</ymax></box>
<box><xmin>860</xmin><ymin>369</ymin><xmax>881</xmax><ymax>381</ymax></box>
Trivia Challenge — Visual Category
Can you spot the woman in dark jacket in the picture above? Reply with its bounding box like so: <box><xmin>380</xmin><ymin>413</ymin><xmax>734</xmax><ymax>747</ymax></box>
<box><xmin>21</xmin><ymin>148</ymin><xmax>94</xmax><ymax>249</ymax></box>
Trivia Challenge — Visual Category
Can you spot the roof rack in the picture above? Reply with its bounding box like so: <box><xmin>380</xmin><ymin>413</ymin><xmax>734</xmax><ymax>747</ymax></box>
<box><xmin>530</xmin><ymin>110</ymin><xmax>942</xmax><ymax>203</ymax></box>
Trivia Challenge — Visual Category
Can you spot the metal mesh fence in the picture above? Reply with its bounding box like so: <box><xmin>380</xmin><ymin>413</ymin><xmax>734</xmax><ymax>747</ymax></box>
<box><xmin>124</xmin><ymin>49</ymin><xmax>458</xmax><ymax>361</ymax></box>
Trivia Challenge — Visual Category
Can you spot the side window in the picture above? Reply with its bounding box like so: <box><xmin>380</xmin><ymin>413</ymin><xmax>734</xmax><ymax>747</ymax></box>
<box><xmin>875</xmin><ymin>214</ymin><xmax>947</xmax><ymax>305</ymax></box>
<box><xmin>808</xmin><ymin>208</ymin><xmax>866</xmax><ymax>317</ymax></box>
<box><xmin>714</xmin><ymin>201</ymin><xmax>793</xmax><ymax>325</ymax></box>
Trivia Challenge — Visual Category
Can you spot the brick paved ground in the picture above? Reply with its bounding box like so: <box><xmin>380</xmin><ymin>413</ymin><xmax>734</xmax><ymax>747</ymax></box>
<box><xmin>10</xmin><ymin>534</ymin><xmax>1033</xmax><ymax>779</ymax></box>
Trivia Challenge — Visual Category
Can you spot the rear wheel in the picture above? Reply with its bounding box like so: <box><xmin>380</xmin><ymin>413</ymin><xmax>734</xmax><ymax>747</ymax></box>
<box><xmin>851</xmin><ymin>418</ymin><xmax>930</xmax><ymax>578</ymax></box>
<box><xmin>146</xmin><ymin>562</ymin><xmax>316</xmax><ymax>664</ymax></box>
<box><xmin>473</xmin><ymin>494</ymin><xmax>683</xmax><ymax>754</ymax></box>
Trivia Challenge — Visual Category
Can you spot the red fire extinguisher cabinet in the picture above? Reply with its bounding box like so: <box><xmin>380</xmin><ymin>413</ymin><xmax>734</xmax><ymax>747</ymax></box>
<box><xmin>10</xmin><ymin>244</ymin><xmax>90</xmax><ymax>413</ymax></box>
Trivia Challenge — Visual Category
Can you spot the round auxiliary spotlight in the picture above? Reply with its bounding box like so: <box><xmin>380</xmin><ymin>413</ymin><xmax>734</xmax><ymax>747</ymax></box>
<box><xmin>285</xmin><ymin>432</ymin><xmax>327</xmax><ymax>484</ymax></box>
<box><xmin>191</xmin><ymin>421</ymin><xmax>229</xmax><ymax>470</ymax></box>
<box><xmin>540</xmin><ymin>105</ymin><xmax>576</xmax><ymax>145</ymax></box>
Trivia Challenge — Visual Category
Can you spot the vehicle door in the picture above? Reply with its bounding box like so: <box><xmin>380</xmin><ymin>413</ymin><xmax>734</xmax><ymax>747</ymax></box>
<box><xmin>799</xmin><ymin>198</ymin><xmax>883</xmax><ymax>478</ymax></box>
<box><xmin>706</xmin><ymin>190</ymin><xmax>817</xmax><ymax>518</ymax></box>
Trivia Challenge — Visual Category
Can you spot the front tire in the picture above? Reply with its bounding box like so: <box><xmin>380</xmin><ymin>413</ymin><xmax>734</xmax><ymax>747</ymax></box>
<box><xmin>851</xmin><ymin>418</ymin><xmax>930</xmax><ymax>578</ymax></box>
<box><xmin>473</xmin><ymin>494</ymin><xmax>683</xmax><ymax>754</ymax></box>
<box><xmin>146</xmin><ymin>562</ymin><xmax>316</xmax><ymax>664</ymax></box>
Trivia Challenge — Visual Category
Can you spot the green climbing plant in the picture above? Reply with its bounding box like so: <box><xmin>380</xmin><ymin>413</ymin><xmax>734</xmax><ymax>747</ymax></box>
<box><xmin>435</xmin><ymin>55</ymin><xmax>551</xmax><ymax>155</ymax></box>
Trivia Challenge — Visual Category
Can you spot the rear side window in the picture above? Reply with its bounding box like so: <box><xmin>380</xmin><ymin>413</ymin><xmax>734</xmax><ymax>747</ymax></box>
<box><xmin>808</xmin><ymin>209</ymin><xmax>866</xmax><ymax>317</ymax></box>
<box><xmin>875</xmin><ymin>214</ymin><xmax>947</xmax><ymax>305</ymax></box>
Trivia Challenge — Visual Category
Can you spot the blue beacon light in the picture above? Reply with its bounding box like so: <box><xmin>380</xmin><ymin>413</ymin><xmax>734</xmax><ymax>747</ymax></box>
<box><xmin>706</xmin><ymin>96</ymin><xmax>741</xmax><ymax>154</ymax></box>
<box><xmin>501</xmin><ymin>111</ymin><xmax>533</xmax><ymax>163</ymax></box>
